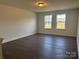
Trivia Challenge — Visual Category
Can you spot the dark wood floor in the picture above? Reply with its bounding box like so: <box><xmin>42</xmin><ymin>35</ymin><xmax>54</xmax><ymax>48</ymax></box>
<box><xmin>2</xmin><ymin>34</ymin><xmax>78</xmax><ymax>59</ymax></box>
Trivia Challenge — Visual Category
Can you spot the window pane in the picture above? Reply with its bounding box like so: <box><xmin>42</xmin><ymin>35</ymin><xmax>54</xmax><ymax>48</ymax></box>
<box><xmin>44</xmin><ymin>15</ymin><xmax>52</xmax><ymax>29</ymax></box>
<box><xmin>56</xmin><ymin>14</ymin><xmax>66</xmax><ymax>29</ymax></box>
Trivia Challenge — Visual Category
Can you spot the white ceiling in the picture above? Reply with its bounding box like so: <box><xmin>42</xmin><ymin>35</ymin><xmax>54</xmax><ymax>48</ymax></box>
<box><xmin>0</xmin><ymin>0</ymin><xmax>79</xmax><ymax>12</ymax></box>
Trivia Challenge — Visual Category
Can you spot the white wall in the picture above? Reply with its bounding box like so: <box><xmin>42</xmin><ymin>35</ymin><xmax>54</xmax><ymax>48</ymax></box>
<box><xmin>0</xmin><ymin>5</ymin><xmax>36</xmax><ymax>43</ymax></box>
<box><xmin>37</xmin><ymin>9</ymin><xmax>78</xmax><ymax>37</ymax></box>
<box><xmin>77</xmin><ymin>11</ymin><xmax>79</xmax><ymax>58</ymax></box>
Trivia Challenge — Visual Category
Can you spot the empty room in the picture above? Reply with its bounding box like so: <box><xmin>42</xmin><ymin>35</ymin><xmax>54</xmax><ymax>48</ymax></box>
<box><xmin>0</xmin><ymin>0</ymin><xmax>79</xmax><ymax>59</ymax></box>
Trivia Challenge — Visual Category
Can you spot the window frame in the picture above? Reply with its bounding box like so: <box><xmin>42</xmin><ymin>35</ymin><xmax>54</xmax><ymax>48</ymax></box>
<box><xmin>56</xmin><ymin>14</ymin><xmax>66</xmax><ymax>30</ymax></box>
<box><xmin>44</xmin><ymin>15</ymin><xmax>52</xmax><ymax>29</ymax></box>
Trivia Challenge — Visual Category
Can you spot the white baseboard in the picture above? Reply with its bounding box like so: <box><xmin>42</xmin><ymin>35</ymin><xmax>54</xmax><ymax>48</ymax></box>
<box><xmin>2</xmin><ymin>33</ymin><xmax>36</xmax><ymax>43</ymax></box>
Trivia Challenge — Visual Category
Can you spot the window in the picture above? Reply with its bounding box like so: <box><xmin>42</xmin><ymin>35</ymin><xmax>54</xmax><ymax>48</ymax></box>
<box><xmin>44</xmin><ymin>15</ymin><xmax>52</xmax><ymax>29</ymax></box>
<box><xmin>56</xmin><ymin>14</ymin><xmax>66</xmax><ymax>29</ymax></box>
